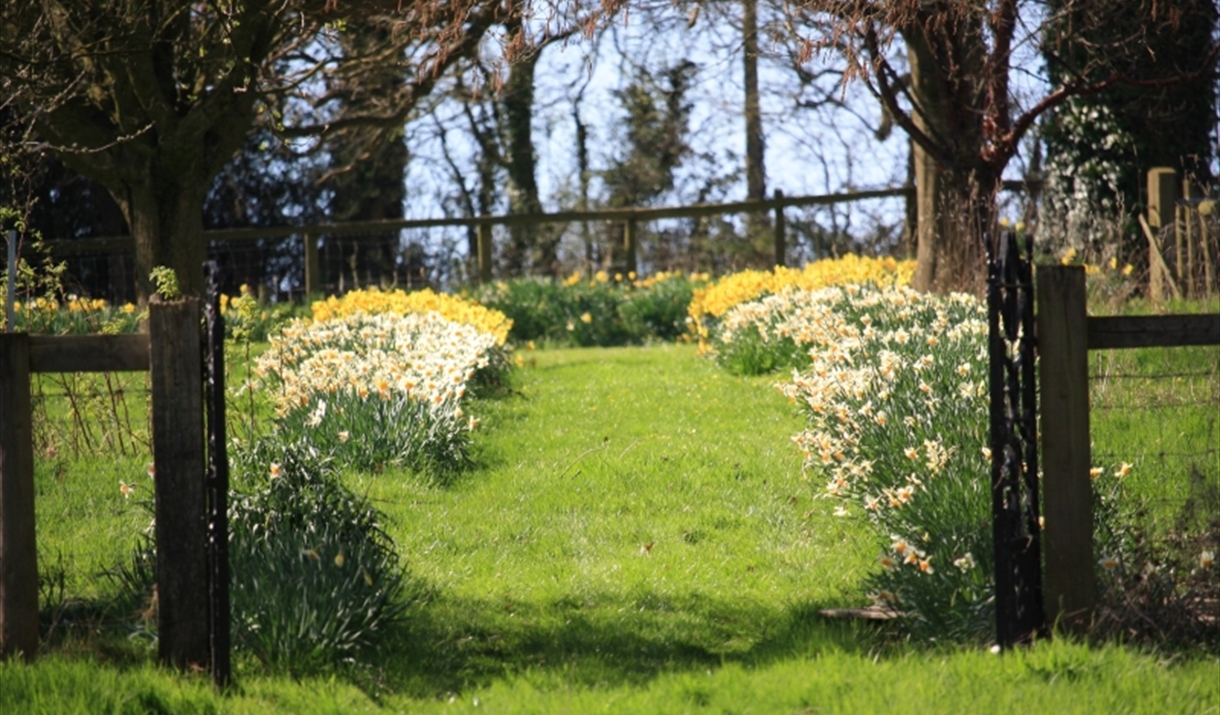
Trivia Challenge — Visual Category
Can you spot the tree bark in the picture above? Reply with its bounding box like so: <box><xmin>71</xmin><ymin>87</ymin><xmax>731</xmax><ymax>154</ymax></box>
<box><xmin>503</xmin><ymin>44</ymin><xmax>546</xmax><ymax>275</ymax></box>
<box><xmin>329</xmin><ymin>22</ymin><xmax>409</xmax><ymax>290</ymax></box>
<box><xmin>121</xmin><ymin>178</ymin><xmax>210</xmax><ymax>303</ymax></box>
<box><xmin>904</xmin><ymin>18</ymin><xmax>992</xmax><ymax>294</ymax></box>
<box><xmin>742</xmin><ymin>0</ymin><xmax>770</xmax><ymax>262</ymax></box>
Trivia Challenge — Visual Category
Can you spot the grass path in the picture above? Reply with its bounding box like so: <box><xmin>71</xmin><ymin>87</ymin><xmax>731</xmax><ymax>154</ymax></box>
<box><xmin>353</xmin><ymin>344</ymin><xmax>874</xmax><ymax>694</ymax></box>
<box><xmin>6</xmin><ymin>344</ymin><xmax>1219</xmax><ymax>714</ymax></box>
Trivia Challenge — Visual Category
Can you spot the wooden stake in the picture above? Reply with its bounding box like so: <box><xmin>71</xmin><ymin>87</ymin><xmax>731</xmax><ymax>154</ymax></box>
<box><xmin>623</xmin><ymin>219</ymin><xmax>637</xmax><ymax>278</ymax></box>
<box><xmin>476</xmin><ymin>223</ymin><xmax>492</xmax><ymax>285</ymax></box>
<box><xmin>303</xmin><ymin>233</ymin><xmax>320</xmax><ymax>298</ymax></box>
<box><xmin>773</xmin><ymin>189</ymin><xmax>787</xmax><ymax>268</ymax></box>
<box><xmin>0</xmin><ymin>333</ymin><xmax>37</xmax><ymax>661</ymax></box>
<box><xmin>1037</xmin><ymin>266</ymin><xmax>1095</xmax><ymax>634</ymax></box>
<box><xmin>149</xmin><ymin>300</ymin><xmax>210</xmax><ymax>670</ymax></box>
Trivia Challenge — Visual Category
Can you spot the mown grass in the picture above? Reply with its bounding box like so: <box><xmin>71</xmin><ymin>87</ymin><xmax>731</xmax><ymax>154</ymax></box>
<box><xmin>8</xmin><ymin>343</ymin><xmax>1219</xmax><ymax>713</ymax></box>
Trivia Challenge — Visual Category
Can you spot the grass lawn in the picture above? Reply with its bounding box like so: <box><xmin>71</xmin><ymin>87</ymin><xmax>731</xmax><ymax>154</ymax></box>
<box><xmin>5</xmin><ymin>343</ymin><xmax>1218</xmax><ymax>713</ymax></box>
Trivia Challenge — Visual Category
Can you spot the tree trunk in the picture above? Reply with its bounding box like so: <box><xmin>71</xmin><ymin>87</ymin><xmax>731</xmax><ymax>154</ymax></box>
<box><xmin>905</xmin><ymin>21</ymin><xmax>991</xmax><ymax>294</ymax></box>
<box><xmin>503</xmin><ymin>47</ymin><xmax>546</xmax><ymax>275</ymax></box>
<box><xmin>742</xmin><ymin>0</ymin><xmax>770</xmax><ymax>263</ymax></box>
<box><xmin>117</xmin><ymin>177</ymin><xmax>210</xmax><ymax>303</ymax></box>
<box><xmin>911</xmin><ymin>149</ymin><xmax>993</xmax><ymax>295</ymax></box>
<box><xmin>329</xmin><ymin>22</ymin><xmax>409</xmax><ymax>290</ymax></box>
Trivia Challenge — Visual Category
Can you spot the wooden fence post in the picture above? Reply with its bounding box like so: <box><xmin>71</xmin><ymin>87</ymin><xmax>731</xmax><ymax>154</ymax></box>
<box><xmin>623</xmin><ymin>219</ymin><xmax>638</xmax><ymax>278</ymax></box>
<box><xmin>149</xmin><ymin>299</ymin><xmax>210</xmax><ymax>670</ymax></box>
<box><xmin>1147</xmin><ymin>168</ymin><xmax>1180</xmax><ymax>282</ymax></box>
<box><xmin>304</xmin><ymin>232</ymin><xmax>320</xmax><ymax>297</ymax></box>
<box><xmin>1036</xmin><ymin>265</ymin><xmax>1095</xmax><ymax>633</ymax></box>
<box><xmin>0</xmin><ymin>333</ymin><xmax>37</xmax><ymax>661</ymax></box>
<box><xmin>476</xmin><ymin>223</ymin><xmax>492</xmax><ymax>285</ymax></box>
<box><xmin>773</xmin><ymin>190</ymin><xmax>786</xmax><ymax>268</ymax></box>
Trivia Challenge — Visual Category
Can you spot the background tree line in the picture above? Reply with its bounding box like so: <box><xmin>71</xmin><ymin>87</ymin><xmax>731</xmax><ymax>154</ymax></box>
<box><xmin>2</xmin><ymin>0</ymin><xmax>1216</xmax><ymax>302</ymax></box>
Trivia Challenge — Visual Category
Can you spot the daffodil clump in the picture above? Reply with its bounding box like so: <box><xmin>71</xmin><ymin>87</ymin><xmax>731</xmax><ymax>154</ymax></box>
<box><xmin>475</xmin><ymin>271</ymin><xmax>707</xmax><ymax>347</ymax></box>
<box><xmin>256</xmin><ymin>311</ymin><xmax>497</xmax><ymax>476</ymax></box>
<box><xmin>220</xmin><ymin>286</ymin><xmax>297</xmax><ymax>342</ymax></box>
<box><xmin>773</xmin><ymin>284</ymin><xmax>996</xmax><ymax>638</ymax></box>
<box><xmin>1053</xmin><ymin>246</ymin><xmax>1142</xmax><ymax>312</ymax></box>
<box><xmin>5</xmin><ymin>294</ymin><xmax>142</xmax><ymax>334</ymax></box>
<box><xmin>688</xmin><ymin>255</ymin><xmax>915</xmax><ymax>350</ymax></box>
<box><xmin>312</xmin><ymin>287</ymin><xmax>512</xmax><ymax>346</ymax></box>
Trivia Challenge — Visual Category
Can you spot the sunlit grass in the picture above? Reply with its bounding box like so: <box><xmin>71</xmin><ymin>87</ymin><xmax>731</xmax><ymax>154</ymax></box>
<box><xmin>11</xmin><ymin>342</ymin><xmax>1219</xmax><ymax>713</ymax></box>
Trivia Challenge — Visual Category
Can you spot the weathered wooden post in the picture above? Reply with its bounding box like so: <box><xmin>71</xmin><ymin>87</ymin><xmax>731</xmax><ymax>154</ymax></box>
<box><xmin>0</xmin><ymin>333</ymin><xmax>36</xmax><ymax>661</ymax></box>
<box><xmin>623</xmin><ymin>219</ymin><xmax>638</xmax><ymax>279</ymax></box>
<box><xmin>476</xmin><ymin>223</ymin><xmax>493</xmax><ymax>285</ymax></box>
<box><xmin>148</xmin><ymin>298</ymin><xmax>210</xmax><ymax>670</ymax></box>
<box><xmin>1147</xmin><ymin>168</ymin><xmax>1180</xmax><ymax>283</ymax></box>
<box><xmin>1037</xmin><ymin>265</ymin><xmax>1095</xmax><ymax>633</ymax></box>
<box><xmin>773</xmin><ymin>190</ymin><xmax>787</xmax><ymax>268</ymax></box>
<box><xmin>1201</xmin><ymin>199</ymin><xmax>1217</xmax><ymax>297</ymax></box>
<box><xmin>304</xmin><ymin>232</ymin><xmax>321</xmax><ymax>297</ymax></box>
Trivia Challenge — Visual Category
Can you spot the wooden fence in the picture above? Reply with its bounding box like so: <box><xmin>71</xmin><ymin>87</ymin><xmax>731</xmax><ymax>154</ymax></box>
<box><xmin>1037</xmin><ymin>265</ymin><xmax>1220</xmax><ymax>631</ymax></box>
<box><xmin>0</xmin><ymin>300</ymin><xmax>211</xmax><ymax>668</ymax></box>
<box><xmin>44</xmin><ymin>182</ymin><xmax>1039</xmax><ymax>295</ymax></box>
<box><xmin>1143</xmin><ymin>167</ymin><xmax>1218</xmax><ymax>302</ymax></box>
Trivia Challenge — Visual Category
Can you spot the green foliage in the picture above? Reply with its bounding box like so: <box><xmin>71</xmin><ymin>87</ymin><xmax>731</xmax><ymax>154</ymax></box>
<box><xmin>222</xmin><ymin>290</ymin><xmax>296</xmax><ymax>343</ymax></box>
<box><xmin>1042</xmin><ymin>0</ymin><xmax>1217</xmax><ymax>237</ymax></box>
<box><xmin>148</xmin><ymin>266</ymin><xmax>181</xmax><ymax>301</ymax></box>
<box><xmin>710</xmin><ymin>321</ymin><xmax>811</xmax><ymax>376</ymax></box>
<box><xmin>603</xmin><ymin>63</ymin><xmax>696</xmax><ymax>207</ymax></box>
<box><xmin>228</xmin><ymin>436</ymin><xmax>411</xmax><ymax>672</ymax></box>
<box><xmin>615</xmin><ymin>273</ymin><xmax>694</xmax><ymax>342</ymax></box>
<box><xmin>272</xmin><ymin>386</ymin><xmax>471</xmax><ymax>479</ymax></box>
<box><xmin>1087</xmin><ymin>340</ymin><xmax>1220</xmax><ymax>652</ymax></box>
<box><xmin>474</xmin><ymin>273</ymin><xmax>699</xmax><ymax>347</ymax></box>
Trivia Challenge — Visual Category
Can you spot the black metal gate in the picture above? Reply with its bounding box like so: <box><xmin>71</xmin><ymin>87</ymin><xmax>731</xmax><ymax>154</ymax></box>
<box><xmin>204</xmin><ymin>261</ymin><xmax>231</xmax><ymax>687</ymax></box>
<box><xmin>986</xmin><ymin>231</ymin><xmax>1046</xmax><ymax>648</ymax></box>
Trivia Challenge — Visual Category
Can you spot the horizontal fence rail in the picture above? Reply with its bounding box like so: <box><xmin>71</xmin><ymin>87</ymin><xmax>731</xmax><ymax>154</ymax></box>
<box><xmin>1087</xmin><ymin>314</ymin><xmax>1220</xmax><ymax>350</ymax></box>
<box><xmin>28</xmin><ymin>334</ymin><xmax>150</xmax><ymax>373</ymax></box>
<box><xmin>41</xmin><ymin>182</ymin><xmax>1041</xmax><ymax>257</ymax></box>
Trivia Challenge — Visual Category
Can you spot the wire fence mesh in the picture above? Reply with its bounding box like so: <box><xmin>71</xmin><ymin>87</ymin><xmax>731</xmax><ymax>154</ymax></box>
<box><xmin>1088</xmin><ymin>339</ymin><xmax>1220</xmax><ymax>646</ymax></box>
<box><xmin>1089</xmin><ymin>344</ymin><xmax>1220</xmax><ymax>534</ymax></box>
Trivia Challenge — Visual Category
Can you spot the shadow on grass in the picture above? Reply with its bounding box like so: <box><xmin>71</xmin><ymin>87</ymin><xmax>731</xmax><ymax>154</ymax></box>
<box><xmin>362</xmin><ymin>588</ymin><xmax>883</xmax><ymax>699</ymax></box>
<box><xmin>35</xmin><ymin>562</ymin><xmax>889</xmax><ymax>699</ymax></box>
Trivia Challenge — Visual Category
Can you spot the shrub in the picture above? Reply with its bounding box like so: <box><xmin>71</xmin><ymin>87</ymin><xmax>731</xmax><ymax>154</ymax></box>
<box><xmin>617</xmin><ymin>271</ymin><xmax>696</xmax><ymax>342</ymax></box>
<box><xmin>475</xmin><ymin>271</ymin><xmax>704</xmax><ymax>347</ymax></box>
